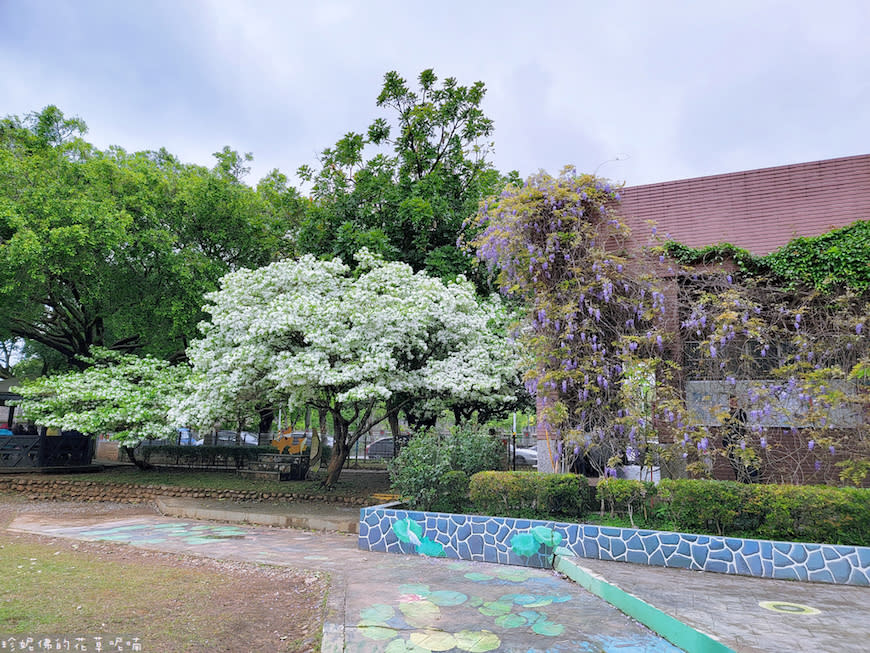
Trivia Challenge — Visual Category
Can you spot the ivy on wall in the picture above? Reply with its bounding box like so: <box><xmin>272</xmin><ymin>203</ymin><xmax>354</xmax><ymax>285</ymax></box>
<box><xmin>662</xmin><ymin>220</ymin><xmax>870</xmax><ymax>291</ymax></box>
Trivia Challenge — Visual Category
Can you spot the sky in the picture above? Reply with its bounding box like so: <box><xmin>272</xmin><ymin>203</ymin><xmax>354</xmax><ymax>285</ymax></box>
<box><xmin>2</xmin><ymin>0</ymin><xmax>869</xmax><ymax>189</ymax></box>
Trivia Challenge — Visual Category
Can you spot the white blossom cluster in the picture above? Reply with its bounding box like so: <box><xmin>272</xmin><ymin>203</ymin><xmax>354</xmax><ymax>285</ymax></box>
<box><xmin>15</xmin><ymin>349</ymin><xmax>189</xmax><ymax>446</ymax></box>
<box><xmin>171</xmin><ymin>249</ymin><xmax>519</xmax><ymax>431</ymax></box>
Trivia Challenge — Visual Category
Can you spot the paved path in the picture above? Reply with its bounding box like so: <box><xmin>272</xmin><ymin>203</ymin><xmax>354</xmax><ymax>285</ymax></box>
<box><xmin>571</xmin><ymin>556</ymin><xmax>870</xmax><ymax>653</ymax></box>
<box><xmin>8</xmin><ymin>511</ymin><xmax>679</xmax><ymax>652</ymax></box>
<box><xmin>8</xmin><ymin>502</ymin><xmax>870</xmax><ymax>652</ymax></box>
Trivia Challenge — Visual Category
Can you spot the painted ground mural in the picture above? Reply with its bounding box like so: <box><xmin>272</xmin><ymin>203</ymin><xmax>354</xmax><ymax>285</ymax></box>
<box><xmin>9</xmin><ymin>515</ymin><xmax>682</xmax><ymax>652</ymax></box>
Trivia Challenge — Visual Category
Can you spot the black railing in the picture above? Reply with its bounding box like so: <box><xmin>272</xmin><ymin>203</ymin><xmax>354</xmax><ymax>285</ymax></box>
<box><xmin>0</xmin><ymin>432</ymin><xmax>95</xmax><ymax>468</ymax></box>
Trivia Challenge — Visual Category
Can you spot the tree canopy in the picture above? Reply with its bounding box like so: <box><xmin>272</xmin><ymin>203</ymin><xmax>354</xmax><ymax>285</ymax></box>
<box><xmin>14</xmin><ymin>348</ymin><xmax>189</xmax><ymax>465</ymax></box>
<box><xmin>297</xmin><ymin>69</ymin><xmax>510</xmax><ymax>283</ymax></box>
<box><xmin>171</xmin><ymin>250</ymin><xmax>520</xmax><ymax>486</ymax></box>
<box><xmin>0</xmin><ymin>106</ymin><xmax>303</xmax><ymax>371</ymax></box>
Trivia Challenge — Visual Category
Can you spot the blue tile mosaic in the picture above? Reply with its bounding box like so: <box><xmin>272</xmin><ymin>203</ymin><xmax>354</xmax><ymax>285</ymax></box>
<box><xmin>358</xmin><ymin>505</ymin><xmax>870</xmax><ymax>586</ymax></box>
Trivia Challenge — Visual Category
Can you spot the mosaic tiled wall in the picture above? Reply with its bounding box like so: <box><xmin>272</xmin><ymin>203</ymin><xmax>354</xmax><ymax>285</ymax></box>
<box><xmin>358</xmin><ymin>505</ymin><xmax>870</xmax><ymax>586</ymax></box>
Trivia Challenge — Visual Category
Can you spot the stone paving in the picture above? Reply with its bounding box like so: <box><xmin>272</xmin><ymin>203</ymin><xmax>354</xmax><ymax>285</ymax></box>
<box><xmin>8</xmin><ymin>503</ymin><xmax>870</xmax><ymax>652</ymax></box>
<box><xmin>574</xmin><ymin>557</ymin><xmax>870</xmax><ymax>653</ymax></box>
<box><xmin>7</xmin><ymin>512</ymin><xmax>681</xmax><ymax>652</ymax></box>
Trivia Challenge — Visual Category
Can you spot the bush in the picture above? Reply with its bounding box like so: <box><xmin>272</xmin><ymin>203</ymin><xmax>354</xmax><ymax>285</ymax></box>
<box><xmin>596</xmin><ymin>478</ymin><xmax>657</xmax><ymax>527</ymax></box>
<box><xmin>430</xmin><ymin>471</ymin><xmax>470</xmax><ymax>513</ymax></box>
<box><xmin>657</xmin><ymin>479</ymin><xmax>761</xmax><ymax>536</ymax></box>
<box><xmin>140</xmin><ymin>445</ymin><xmax>275</xmax><ymax>469</ymax></box>
<box><xmin>754</xmin><ymin>484</ymin><xmax>870</xmax><ymax>545</ymax></box>
<box><xmin>469</xmin><ymin>471</ymin><xmax>587</xmax><ymax>519</ymax></box>
<box><xmin>389</xmin><ymin>427</ymin><xmax>505</xmax><ymax>510</ymax></box>
<box><xmin>656</xmin><ymin>479</ymin><xmax>870</xmax><ymax>545</ymax></box>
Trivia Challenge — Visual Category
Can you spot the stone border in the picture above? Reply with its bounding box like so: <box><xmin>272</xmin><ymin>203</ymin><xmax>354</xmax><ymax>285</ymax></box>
<box><xmin>358</xmin><ymin>504</ymin><xmax>870</xmax><ymax>586</ymax></box>
<box><xmin>0</xmin><ymin>477</ymin><xmax>368</xmax><ymax>506</ymax></box>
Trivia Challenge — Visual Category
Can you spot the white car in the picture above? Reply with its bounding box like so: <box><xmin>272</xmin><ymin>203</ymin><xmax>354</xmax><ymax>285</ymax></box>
<box><xmin>510</xmin><ymin>445</ymin><xmax>538</xmax><ymax>467</ymax></box>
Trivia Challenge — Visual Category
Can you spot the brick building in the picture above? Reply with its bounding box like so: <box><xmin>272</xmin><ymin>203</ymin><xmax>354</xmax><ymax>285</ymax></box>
<box><xmin>536</xmin><ymin>154</ymin><xmax>870</xmax><ymax>481</ymax></box>
<box><xmin>618</xmin><ymin>153</ymin><xmax>870</xmax><ymax>255</ymax></box>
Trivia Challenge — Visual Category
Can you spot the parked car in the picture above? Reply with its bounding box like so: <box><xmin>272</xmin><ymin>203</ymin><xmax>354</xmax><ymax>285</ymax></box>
<box><xmin>365</xmin><ymin>437</ymin><xmax>395</xmax><ymax>460</ymax></box>
<box><xmin>215</xmin><ymin>430</ymin><xmax>260</xmax><ymax>446</ymax></box>
<box><xmin>510</xmin><ymin>445</ymin><xmax>538</xmax><ymax>467</ymax></box>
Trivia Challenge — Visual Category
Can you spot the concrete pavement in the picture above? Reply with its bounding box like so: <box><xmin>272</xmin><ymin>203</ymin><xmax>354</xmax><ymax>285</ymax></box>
<box><xmin>7</xmin><ymin>497</ymin><xmax>870</xmax><ymax>652</ymax></box>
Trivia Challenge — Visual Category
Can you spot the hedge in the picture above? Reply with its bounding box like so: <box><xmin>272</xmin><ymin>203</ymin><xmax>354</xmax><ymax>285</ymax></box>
<box><xmin>462</xmin><ymin>473</ymin><xmax>870</xmax><ymax>546</ymax></box>
<box><xmin>469</xmin><ymin>471</ymin><xmax>588</xmax><ymax>519</ymax></box>
<box><xmin>140</xmin><ymin>445</ymin><xmax>276</xmax><ymax>469</ymax></box>
<box><xmin>595</xmin><ymin>478</ymin><xmax>657</xmax><ymax>527</ymax></box>
<box><xmin>657</xmin><ymin>479</ymin><xmax>870</xmax><ymax>545</ymax></box>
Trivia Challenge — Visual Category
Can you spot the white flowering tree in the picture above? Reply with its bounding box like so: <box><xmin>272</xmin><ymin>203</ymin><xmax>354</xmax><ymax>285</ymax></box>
<box><xmin>172</xmin><ymin>249</ymin><xmax>520</xmax><ymax>487</ymax></box>
<box><xmin>14</xmin><ymin>349</ymin><xmax>189</xmax><ymax>468</ymax></box>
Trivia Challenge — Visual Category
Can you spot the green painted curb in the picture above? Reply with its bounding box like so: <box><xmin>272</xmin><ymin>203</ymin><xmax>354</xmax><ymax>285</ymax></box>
<box><xmin>554</xmin><ymin>555</ymin><xmax>734</xmax><ymax>653</ymax></box>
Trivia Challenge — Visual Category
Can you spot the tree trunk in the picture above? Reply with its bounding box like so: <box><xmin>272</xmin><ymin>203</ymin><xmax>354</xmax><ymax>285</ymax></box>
<box><xmin>386</xmin><ymin>399</ymin><xmax>400</xmax><ymax>440</ymax></box>
<box><xmin>319</xmin><ymin>409</ymin><xmax>328</xmax><ymax>441</ymax></box>
<box><xmin>122</xmin><ymin>445</ymin><xmax>153</xmax><ymax>470</ymax></box>
<box><xmin>323</xmin><ymin>412</ymin><xmax>350</xmax><ymax>488</ymax></box>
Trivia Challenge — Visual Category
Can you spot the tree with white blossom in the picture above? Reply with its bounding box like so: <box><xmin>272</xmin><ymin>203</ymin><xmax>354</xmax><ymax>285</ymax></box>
<box><xmin>172</xmin><ymin>249</ymin><xmax>520</xmax><ymax>487</ymax></box>
<box><xmin>14</xmin><ymin>348</ymin><xmax>189</xmax><ymax>468</ymax></box>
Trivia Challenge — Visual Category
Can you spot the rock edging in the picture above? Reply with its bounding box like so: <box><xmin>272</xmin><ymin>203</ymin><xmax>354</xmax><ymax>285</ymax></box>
<box><xmin>0</xmin><ymin>476</ymin><xmax>368</xmax><ymax>506</ymax></box>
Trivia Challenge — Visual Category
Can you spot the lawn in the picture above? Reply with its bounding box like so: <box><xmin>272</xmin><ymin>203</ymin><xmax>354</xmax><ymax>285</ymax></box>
<box><xmin>0</xmin><ymin>498</ymin><xmax>328</xmax><ymax>652</ymax></box>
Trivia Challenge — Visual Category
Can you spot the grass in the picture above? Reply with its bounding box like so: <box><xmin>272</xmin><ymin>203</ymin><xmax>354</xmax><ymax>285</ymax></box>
<box><xmin>62</xmin><ymin>466</ymin><xmax>392</xmax><ymax>499</ymax></box>
<box><xmin>0</xmin><ymin>539</ymin><xmax>222</xmax><ymax>645</ymax></box>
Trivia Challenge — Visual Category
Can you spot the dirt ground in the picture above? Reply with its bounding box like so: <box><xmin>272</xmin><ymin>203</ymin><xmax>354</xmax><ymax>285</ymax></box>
<box><xmin>0</xmin><ymin>496</ymin><xmax>328</xmax><ymax>652</ymax></box>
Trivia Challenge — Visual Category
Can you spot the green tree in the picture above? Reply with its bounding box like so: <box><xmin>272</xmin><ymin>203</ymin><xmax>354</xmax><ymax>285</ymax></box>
<box><xmin>14</xmin><ymin>348</ymin><xmax>189</xmax><ymax>468</ymax></box>
<box><xmin>0</xmin><ymin>106</ymin><xmax>303</xmax><ymax>369</ymax></box>
<box><xmin>297</xmin><ymin>69</ymin><xmax>507</xmax><ymax>283</ymax></box>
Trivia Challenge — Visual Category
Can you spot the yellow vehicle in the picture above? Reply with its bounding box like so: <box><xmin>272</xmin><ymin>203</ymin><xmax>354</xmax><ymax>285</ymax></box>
<box><xmin>270</xmin><ymin>430</ymin><xmax>309</xmax><ymax>455</ymax></box>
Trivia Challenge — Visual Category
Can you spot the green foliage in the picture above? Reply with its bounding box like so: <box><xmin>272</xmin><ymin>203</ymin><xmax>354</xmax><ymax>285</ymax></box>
<box><xmin>389</xmin><ymin>427</ymin><xmax>505</xmax><ymax>510</ymax></box>
<box><xmin>836</xmin><ymin>459</ymin><xmax>870</xmax><ymax>487</ymax></box>
<box><xmin>661</xmin><ymin>241</ymin><xmax>765</xmax><ymax>275</ymax></box>
<box><xmin>298</xmin><ymin>69</ymin><xmax>506</xmax><ymax>285</ymax></box>
<box><xmin>140</xmin><ymin>445</ymin><xmax>274</xmax><ymax>469</ymax></box>
<box><xmin>656</xmin><ymin>479</ymin><xmax>870</xmax><ymax>545</ymax></box>
<box><xmin>595</xmin><ymin>478</ymin><xmax>657</xmax><ymax>527</ymax></box>
<box><xmin>468</xmin><ymin>471</ymin><xmax>587</xmax><ymax>519</ymax></box>
<box><xmin>0</xmin><ymin>106</ymin><xmax>302</xmax><ymax>367</ymax></box>
<box><xmin>765</xmin><ymin>220</ymin><xmax>870</xmax><ymax>291</ymax></box>
<box><xmin>663</xmin><ymin>220</ymin><xmax>870</xmax><ymax>291</ymax></box>
<box><xmin>430</xmin><ymin>470</ymin><xmax>470</xmax><ymax>513</ymax></box>
<box><xmin>656</xmin><ymin>479</ymin><xmax>761</xmax><ymax>536</ymax></box>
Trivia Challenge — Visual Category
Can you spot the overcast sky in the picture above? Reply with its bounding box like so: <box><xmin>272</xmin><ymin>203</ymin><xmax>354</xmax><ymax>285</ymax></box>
<box><xmin>2</xmin><ymin>1</ymin><xmax>868</xmax><ymax>189</ymax></box>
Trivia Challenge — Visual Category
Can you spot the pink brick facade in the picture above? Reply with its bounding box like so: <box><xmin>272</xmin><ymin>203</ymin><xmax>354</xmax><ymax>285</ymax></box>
<box><xmin>618</xmin><ymin>154</ymin><xmax>870</xmax><ymax>254</ymax></box>
<box><xmin>536</xmin><ymin>154</ymin><xmax>870</xmax><ymax>479</ymax></box>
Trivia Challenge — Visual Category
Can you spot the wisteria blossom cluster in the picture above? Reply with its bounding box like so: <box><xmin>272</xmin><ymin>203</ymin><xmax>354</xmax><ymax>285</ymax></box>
<box><xmin>677</xmin><ymin>273</ymin><xmax>869</xmax><ymax>484</ymax></box>
<box><xmin>15</xmin><ymin>349</ymin><xmax>189</xmax><ymax>449</ymax></box>
<box><xmin>469</xmin><ymin>168</ymin><xmax>687</xmax><ymax>473</ymax></box>
<box><xmin>469</xmin><ymin>166</ymin><xmax>868</xmax><ymax>484</ymax></box>
<box><xmin>172</xmin><ymin>249</ymin><xmax>520</xmax><ymax>487</ymax></box>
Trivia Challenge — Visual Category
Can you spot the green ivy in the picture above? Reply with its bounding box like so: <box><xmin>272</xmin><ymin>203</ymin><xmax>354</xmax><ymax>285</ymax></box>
<box><xmin>662</xmin><ymin>220</ymin><xmax>870</xmax><ymax>291</ymax></box>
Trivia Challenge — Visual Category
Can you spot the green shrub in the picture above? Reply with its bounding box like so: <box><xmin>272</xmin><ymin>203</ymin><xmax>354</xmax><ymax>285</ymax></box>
<box><xmin>655</xmin><ymin>479</ymin><xmax>870</xmax><ymax>545</ymax></box>
<box><xmin>140</xmin><ymin>445</ymin><xmax>274</xmax><ymax>469</ymax></box>
<box><xmin>430</xmin><ymin>471</ymin><xmax>470</xmax><ymax>513</ymax></box>
<box><xmin>389</xmin><ymin>426</ymin><xmax>504</xmax><ymax>510</ymax></box>
<box><xmin>596</xmin><ymin>478</ymin><xmax>657</xmax><ymax>527</ymax></box>
<box><xmin>754</xmin><ymin>484</ymin><xmax>870</xmax><ymax>545</ymax></box>
<box><xmin>657</xmin><ymin>479</ymin><xmax>761</xmax><ymax>536</ymax></box>
<box><xmin>469</xmin><ymin>471</ymin><xmax>587</xmax><ymax>519</ymax></box>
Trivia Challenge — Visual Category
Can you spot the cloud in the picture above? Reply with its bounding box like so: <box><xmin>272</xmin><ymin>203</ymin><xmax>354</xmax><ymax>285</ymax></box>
<box><xmin>1</xmin><ymin>1</ymin><xmax>868</xmax><ymax>187</ymax></box>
